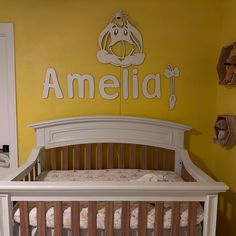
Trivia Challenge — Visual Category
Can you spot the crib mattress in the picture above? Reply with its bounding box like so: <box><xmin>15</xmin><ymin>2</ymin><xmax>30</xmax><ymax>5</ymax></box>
<box><xmin>36</xmin><ymin>169</ymin><xmax>184</xmax><ymax>182</ymax></box>
<box><xmin>14</xmin><ymin>169</ymin><xmax>204</xmax><ymax>229</ymax></box>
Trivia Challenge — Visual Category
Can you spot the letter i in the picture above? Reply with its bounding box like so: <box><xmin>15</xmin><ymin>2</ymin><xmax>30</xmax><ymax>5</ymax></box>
<box><xmin>132</xmin><ymin>68</ymin><xmax>138</xmax><ymax>99</ymax></box>
<box><xmin>122</xmin><ymin>69</ymin><xmax>129</xmax><ymax>99</ymax></box>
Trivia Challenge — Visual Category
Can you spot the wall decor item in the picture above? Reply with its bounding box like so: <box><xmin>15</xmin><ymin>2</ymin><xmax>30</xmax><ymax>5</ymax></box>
<box><xmin>41</xmin><ymin>11</ymin><xmax>180</xmax><ymax>107</ymax></box>
<box><xmin>213</xmin><ymin>115</ymin><xmax>236</xmax><ymax>147</ymax></box>
<box><xmin>97</xmin><ymin>11</ymin><xmax>145</xmax><ymax>67</ymax></box>
<box><xmin>42</xmin><ymin>67</ymin><xmax>161</xmax><ymax>100</ymax></box>
<box><xmin>164</xmin><ymin>64</ymin><xmax>180</xmax><ymax>110</ymax></box>
<box><xmin>217</xmin><ymin>42</ymin><xmax>236</xmax><ymax>85</ymax></box>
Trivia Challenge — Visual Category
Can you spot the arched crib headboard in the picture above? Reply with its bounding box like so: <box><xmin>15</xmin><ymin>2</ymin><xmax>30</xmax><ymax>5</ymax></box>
<box><xmin>29</xmin><ymin>116</ymin><xmax>191</xmax><ymax>150</ymax></box>
<box><xmin>29</xmin><ymin>116</ymin><xmax>191</xmax><ymax>175</ymax></box>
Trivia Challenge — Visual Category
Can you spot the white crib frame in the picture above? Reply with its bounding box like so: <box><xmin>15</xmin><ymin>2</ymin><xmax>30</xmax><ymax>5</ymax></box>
<box><xmin>0</xmin><ymin>116</ymin><xmax>228</xmax><ymax>236</ymax></box>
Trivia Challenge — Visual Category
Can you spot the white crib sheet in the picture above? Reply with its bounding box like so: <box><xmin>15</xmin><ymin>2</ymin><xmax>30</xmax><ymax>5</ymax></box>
<box><xmin>36</xmin><ymin>169</ymin><xmax>184</xmax><ymax>182</ymax></box>
<box><xmin>14</xmin><ymin>169</ymin><xmax>204</xmax><ymax>229</ymax></box>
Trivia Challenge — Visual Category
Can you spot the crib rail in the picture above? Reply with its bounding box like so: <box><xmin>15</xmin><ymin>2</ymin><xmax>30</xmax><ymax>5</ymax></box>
<box><xmin>5</xmin><ymin>146</ymin><xmax>209</xmax><ymax>185</ymax></box>
<box><xmin>2</xmin><ymin>147</ymin><xmax>42</xmax><ymax>181</ymax></box>
<box><xmin>0</xmin><ymin>145</ymin><xmax>228</xmax><ymax>236</ymax></box>
<box><xmin>4</xmin><ymin>143</ymin><xmax>175</xmax><ymax>183</ymax></box>
<box><xmin>16</xmin><ymin>200</ymin><xmax>201</xmax><ymax>236</ymax></box>
<box><xmin>0</xmin><ymin>174</ymin><xmax>228</xmax><ymax>236</ymax></box>
<box><xmin>3</xmin><ymin>144</ymin><xmax>206</xmax><ymax>183</ymax></box>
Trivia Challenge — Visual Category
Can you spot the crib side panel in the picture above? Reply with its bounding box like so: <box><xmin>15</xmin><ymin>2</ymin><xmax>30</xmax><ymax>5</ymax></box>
<box><xmin>14</xmin><ymin>199</ymin><xmax>201</xmax><ymax>236</ymax></box>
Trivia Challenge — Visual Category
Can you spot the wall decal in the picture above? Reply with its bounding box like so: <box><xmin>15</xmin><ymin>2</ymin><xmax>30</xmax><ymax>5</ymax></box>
<box><xmin>97</xmin><ymin>11</ymin><xmax>145</xmax><ymax>67</ymax></box>
<box><xmin>41</xmin><ymin>11</ymin><xmax>180</xmax><ymax>107</ymax></box>
<box><xmin>164</xmin><ymin>64</ymin><xmax>180</xmax><ymax>110</ymax></box>
<box><xmin>42</xmin><ymin>68</ymin><xmax>161</xmax><ymax>100</ymax></box>
<box><xmin>42</xmin><ymin>68</ymin><xmax>63</xmax><ymax>98</ymax></box>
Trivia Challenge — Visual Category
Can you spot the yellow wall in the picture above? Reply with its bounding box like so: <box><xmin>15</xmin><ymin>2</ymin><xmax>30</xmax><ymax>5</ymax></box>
<box><xmin>2</xmin><ymin>0</ymin><xmax>235</xmax><ymax>234</ymax></box>
<box><xmin>0</xmin><ymin>0</ymin><xmax>221</xmax><ymax>166</ymax></box>
<box><xmin>213</xmin><ymin>0</ymin><xmax>236</xmax><ymax>235</ymax></box>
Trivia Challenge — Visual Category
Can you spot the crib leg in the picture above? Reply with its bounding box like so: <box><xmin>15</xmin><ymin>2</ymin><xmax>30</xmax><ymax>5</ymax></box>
<box><xmin>0</xmin><ymin>194</ymin><xmax>13</xmax><ymax>236</ymax></box>
<box><xmin>203</xmin><ymin>194</ymin><xmax>218</xmax><ymax>236</ymax></box>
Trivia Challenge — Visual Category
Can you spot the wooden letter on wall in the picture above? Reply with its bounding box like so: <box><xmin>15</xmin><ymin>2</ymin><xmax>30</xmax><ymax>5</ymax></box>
<box><xmin>42</xmin><ymin>68</ymin><xmax>63</xmax><ymax>98</ymax></box>
<box><xmin>67</xmin><ymin>74</ymin><xmax>95</xmax><ymax>99</ymax></box>
<box><xmin>99</xmin><ymin>75</ymin><xmax>119</xmax><ymax>100</ymax></box>
<box><xmin>142</xmin><ymin>74</ymin><xmax>161</xmax><ymax>99</ymax></box>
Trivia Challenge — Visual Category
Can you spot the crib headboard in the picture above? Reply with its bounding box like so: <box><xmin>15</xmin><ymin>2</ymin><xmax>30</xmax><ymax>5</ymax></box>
<box><xmin>30</xmin><ymin>116</ymin><xmax>191</xmax><ymax>150</ymax></box>
<box><xmin>29</xmin><ymin>116</ymin><xmax>191</xmax><ymax>174</ymax></box>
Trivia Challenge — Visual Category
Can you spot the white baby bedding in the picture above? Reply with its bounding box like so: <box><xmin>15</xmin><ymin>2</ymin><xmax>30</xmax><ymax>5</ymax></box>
<box><xmin>14</xmin><ymin>169</ymin><xmax>204</xmax><ymax>230</ymax></box>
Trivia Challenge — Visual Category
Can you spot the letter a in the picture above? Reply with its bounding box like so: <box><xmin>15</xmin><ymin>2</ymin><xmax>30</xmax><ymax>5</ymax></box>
<box><xmin>142</xmin><ymin>74</ymin><xmax>161</xmax><ymax>99</ymax></box>
<box><xmin>42</xmin><ymin>68</ymin><xmax>63</xmax><ymax>98</ymax></box>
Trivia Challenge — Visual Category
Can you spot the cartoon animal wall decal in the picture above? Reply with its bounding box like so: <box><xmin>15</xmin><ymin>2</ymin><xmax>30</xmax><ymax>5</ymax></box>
<box><xmin>164</xmin><ymin>64</ymin><xmax>180</xmax><ymax>110</ymax></box>
<box><xmin>97</xmin><ymin>11</ymin><xmax>145</xmax><ymax>67</ymax></box>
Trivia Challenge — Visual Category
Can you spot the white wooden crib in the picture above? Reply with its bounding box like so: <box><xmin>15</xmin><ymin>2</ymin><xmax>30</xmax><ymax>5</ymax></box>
<box><xmin>0</xmin><ymin>116</ymin><xmax>228</xmax><ymax>236</ymax></box>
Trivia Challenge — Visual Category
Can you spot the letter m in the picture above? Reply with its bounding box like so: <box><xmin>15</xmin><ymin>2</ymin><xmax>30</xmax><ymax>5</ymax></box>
<box><xmin>67</xmin><ymin>74</ymin><xmax>95</xmax><ymax>99</ymax></box>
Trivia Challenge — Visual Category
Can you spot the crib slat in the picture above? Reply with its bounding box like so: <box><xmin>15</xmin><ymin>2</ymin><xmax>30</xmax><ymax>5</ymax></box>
<box><xmin>138</xmin><ymin>201</ymin><xmax>147</xmax><ymax>236</ymax></box>
<box><xmin>30</xmin><ymin>169</ymin><xmax>34</xmax><ymax>181</ymax></box>
<box><xmin>71</xmin><ymin>202</ymin><xmax>80</xmax><ymax>236</ymax></box>
<box><xmin>121</xmin><ymin>201</ymin><xmax>130</xmax><ymax>236</ymax></box>
<box><xmin>62</xmin><ymin>146</ymin><xmax>69</xmax><ymax>170</ymax></box>
<box><xmin>188</xmin><ymin>202</ymin><xmax>198</xmax><ymax>236</ymax></box>
<box><xmin>85</xmin><ymin>144</ymin><xmax>92</xmax><ymax>170</ymax></box>
<box><xmin>129</xmin><ymin>144</ymin><xmax>136</xmax><ymax>168</ymax></box>
<box><xmin>35</xmin><ymin>161</ymin><xmax>39</xmax><ymax>177</ymax></box>
<box><xmin>50</xmin><ymin>148</ymin><xmax>57</xmax><ymax>170</ymax></box>
<box><xmin>74</xmin><ymin>145</ymin><xmax>80</xmax><ymax>170</ymax></box>
<box><xmin>96</xmin><ymin>143</ymin><xmax>103</xmax><ymax>169</ymax></box>
<box><xmin>154</xmin><ymin>202</ymin><xmax>164</xmax><ymax>236</ymax></box>
<box><xmin>163</xmin><ymin>149</ymin><xmax>170</xmax><ymax>170</ymax></box>
<box><xmin>107</xmin><ymin>143</ymin><xmax>114</xmax><ymax>168</ymax></box>
<box><xmin>140</xmin><ymin>145</ymin><xmax>147</xmax><ymax>169</ymax></box>
<box><xmin>149</xmin><ymin>148</ymin><xmax>154</xmax><ymax>170</ymax></box>
<box><xmin>171</xmin><ymin>202</ymin><xmax>180</xmax><ymax>236</ymax></box>
<box><xmin>153</xmin><ymin>148</ymin><xmax>160</xmax><ymax>170</ymax></box>
<box><xmin>105</xmin><ymin>202</ymin><xmax>114</xmax><ymax>236</ymax></box>
<box><xmin>24</xmin><ymin>174</ymin><xmax>29</xmax><ymax>181</ymax></box>
<box><xmin>54</xmin><ymin>201</ymin><xmax>63</xmax><ymax>236</ymax></box>
<box><xmin>88</xmin><ymin>201</ymin><xmax>97</xmax><ymax>235</ymax></box>
<box><xmin>37</xmin><ymin>202</ymin><xmax>46</xmax><ymax>236</ymax></box>
<box><xmin>19</xmin><ymin>201</ymin><xmax>30</xmax><ymax>236</ymax></box>
<box><xmin>32</xmin><ymin>164</ymin><xmax>37</xmax><ymax>181</ymax></box>
<box><xmin>163</xmin><ymin>149</ymin><xmax>173</xmax><ymax>170</ymax></box>
<box><xmin>118</xmin><ymin>144</ymin><xmax>125</xmax><ymax>168</ymax></box>
<box><xmin>27</xmin><ymin>173</ymin><xmax>31</xmax><ymax>181</ymax></box>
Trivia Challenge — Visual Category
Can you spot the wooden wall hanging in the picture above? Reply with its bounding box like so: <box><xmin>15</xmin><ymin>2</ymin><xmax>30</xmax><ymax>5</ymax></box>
<box><xmin>213</xmin><ymin>115</ymin><xmax>236</xmax><ymax>147</ymax></box>
<box><xmin>217</xmin><ymin>42</ymin><xmax>236</xmax><ymax>85</ymax></box>
<box><xmin>164</xmin><ymin>64</ymin><xmax>180</xmax><ymax>110</ymax></box>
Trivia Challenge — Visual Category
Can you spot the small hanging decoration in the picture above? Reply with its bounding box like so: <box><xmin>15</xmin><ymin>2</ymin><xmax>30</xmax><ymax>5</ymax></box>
<box><xmin>164</xmin><ymin>64</ymin><xmax>180</xmax><ymax>110</ymax></box>
<box><xmin>217</xmin><ymin>41</ymin><xmax>236</xmax><ymax>85</ymax></box>
<box><xmin>213</xmin><ymin>115</ymin><xmax>236</xmax><ymax>148</ymax></box>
